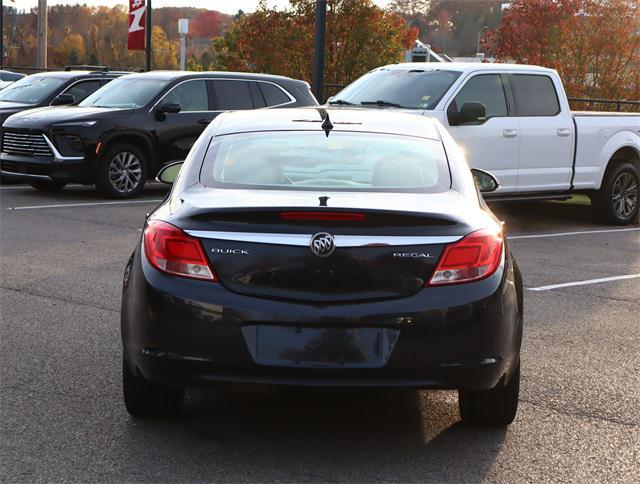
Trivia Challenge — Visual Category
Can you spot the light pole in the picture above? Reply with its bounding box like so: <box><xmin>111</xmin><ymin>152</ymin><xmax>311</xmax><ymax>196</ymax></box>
<box><xmin>476</xmin><ymin>25</ymin><xmax>488</xmax><ymax>56</ymax></box>
<box><xmin>145</xmin><ymin>0</ymin><xmax>152</xmax><ymax>71</ymax></box>
<box><xmin>178</xmin><ymin>18</ymin><xmax>188</xmax><ymax>71</ymax></box>
<box><xmin>1</xmin><ymin>0</ymin><xmax>3</xmax><ymax>68</ymax></box>
<box><xmin>312</xmin><ymin>0</ymin><xmax>327</xmax><ymax>102</ymax></box>
<box><xmin>36</xmin><ymin>0</ymin><xmax>47</xmax><ymax>69</ymax></box>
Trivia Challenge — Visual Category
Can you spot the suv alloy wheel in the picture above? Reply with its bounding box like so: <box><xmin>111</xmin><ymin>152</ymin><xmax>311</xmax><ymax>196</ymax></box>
<box><xmin>96</xmin><ymin>143</ymin><xmax>148</xmax><ymax>198</ymax></box>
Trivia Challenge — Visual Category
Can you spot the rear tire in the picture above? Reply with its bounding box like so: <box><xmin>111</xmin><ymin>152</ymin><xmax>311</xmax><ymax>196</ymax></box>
<box><xmin>592</xmin><ymin>162</ymin><xmax>639</xmax><ymax>225</ymax></box>
<box><xmin>123</xmin><ymin>358</ymin><xmax>184</xmax><ymax>418</ymax></box>
<box><xmin>95</xmin><ymin>143</ymin><xmax>147</xmax><ymax>198</ymax></box>
<box><xmin>29</xmin><ymin>180</ymin><xmax>67</xmax><ymax>192</ymax></box>
<box><xmin>459</xmin><ymin>363</ymin><xmax>520</xmax><ymax>426</ymax></box>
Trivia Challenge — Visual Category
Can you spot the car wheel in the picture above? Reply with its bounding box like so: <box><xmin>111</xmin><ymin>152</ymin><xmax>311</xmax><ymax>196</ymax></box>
<box><xmin>29</xmin><ymin>180</ymin><xmax>67</xmax><ymax>192</ymax></box>
<box><xmin>593</xmin><ymin>162</ymin><xmax>639</xmax><ymax>225</ymax></box>
<box><xmin>96</xmin><ymin>143</ymin><xmax>147</xmax><ymax>198</ymax></box>
<box><xmin>458</xmin><ymin>363</ymin><xmax>520</xmax><ymax>426</ymax></box>
<box><xmin>123</xmin><ymin>358</ymin><xmax>184</xmax><ymax>418</ymax></box>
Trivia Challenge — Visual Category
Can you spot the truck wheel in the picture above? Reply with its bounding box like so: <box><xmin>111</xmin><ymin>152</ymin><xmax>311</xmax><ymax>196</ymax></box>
<box><xmin>95</xmin><ymin>143</ymin><xmax>147</xmax><ymax>198</ymax></box>
<box><xmin>123</xmin><ymin>358</ymin><xmax>184</xmax><ymax>418</ymax></box>
<box><xmin>29</xmin><ymin>180</ymin><xmax>67</xmax><ymax>192</ymax></box>
<box><xmin>593</xmin><ymin>162</ymin><xmax>639</xmax><ymax>225</ymax></box>
<box><xmin>458</xmin><ymin>363</ymin><xmax>520</xmax><ymax>426</ymax></box>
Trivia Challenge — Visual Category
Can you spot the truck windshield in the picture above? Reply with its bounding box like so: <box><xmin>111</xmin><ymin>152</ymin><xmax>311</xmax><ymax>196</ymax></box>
<box><xmin>79</xmin><ymin>78</ymin><xmax>169</xmax><ymax>109</ymax></box>
<box><xmin>0</xmin><ymin>76</ymin><xmax>67</xmax><ymax>105</ymax></box>
<box><xmin>203</xmin><ymin>130</ymin><xmax>451</xmax><ymax>193</ymax></box>
<box><xmin>329</xmin><ymin>69</ymin><xmax>461</xmax><ymax>110</ymax></box>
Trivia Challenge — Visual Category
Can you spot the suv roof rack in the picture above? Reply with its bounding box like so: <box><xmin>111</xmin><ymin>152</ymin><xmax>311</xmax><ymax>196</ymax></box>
<box><xmin>64</xmin><ymin>65</ymin><xmax>109</xmax><ymax>72</ymax></box>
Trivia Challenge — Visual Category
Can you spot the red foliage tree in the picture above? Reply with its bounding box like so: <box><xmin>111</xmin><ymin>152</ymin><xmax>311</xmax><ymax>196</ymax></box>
<box><xmin>189</xmin><ymin>11</ymin><xmax>225</xmax><ymax>38</ymax></box>
<box><xmin>486</xmin><ymin>0</ymin><xmax>640</xmax><ymax>101</ymax></box>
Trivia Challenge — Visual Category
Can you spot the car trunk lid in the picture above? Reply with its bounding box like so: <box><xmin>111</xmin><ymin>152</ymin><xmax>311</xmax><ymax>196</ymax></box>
<box><xmin>173</xmin><ymin>189</ymin><xmax>481</xmax><ymax>303</ymax></box>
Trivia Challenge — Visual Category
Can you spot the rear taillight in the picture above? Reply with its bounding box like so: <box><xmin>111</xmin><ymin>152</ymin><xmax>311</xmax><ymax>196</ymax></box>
<box><xmin>143</xmin><ymin>220</ymin><xmax>216</xmax><ymax>281</ymax></box>
<box><xmin>427</xmin><ymin>227</ymin><xmax>503</xmax><ymax>286</ymax></box>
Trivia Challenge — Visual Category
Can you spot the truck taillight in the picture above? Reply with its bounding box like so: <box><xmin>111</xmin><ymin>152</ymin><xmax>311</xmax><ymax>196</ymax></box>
<box><xmin>427</xmin><ymin>227</ymin><xmax>503</xmax><ymax>286</ymax></box>
<box><xmin>143</xmin><ymin>220</ymin><xmax>216</xmax><ymax>281</ymax></box>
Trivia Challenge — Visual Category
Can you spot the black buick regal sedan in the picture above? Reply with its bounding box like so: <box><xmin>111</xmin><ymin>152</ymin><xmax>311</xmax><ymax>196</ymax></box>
<box><xmin>121</xmin><ymin>107</ymin><xmax>524</xmax><ymax>426</ymax></box>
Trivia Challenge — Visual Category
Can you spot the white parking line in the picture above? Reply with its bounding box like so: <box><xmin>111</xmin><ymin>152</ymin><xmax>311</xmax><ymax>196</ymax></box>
<box><xmin>0</xmin><ymin>184</ymin><xmax>86</xmax><ymax>190</ymax></box>
<box><xmin>527</xmin><ymin>274</ymin><xmax>640</xmax><ymax>292</ymax></box>
<box><xmin>6</xmin><ymin>199</ymin><xmax>164</xmax><ymax>210</ymax></box>
<box><xmin>510</xmin><ymin>227</ymin><xmax>640</xmax><ymax>239</ymax></box>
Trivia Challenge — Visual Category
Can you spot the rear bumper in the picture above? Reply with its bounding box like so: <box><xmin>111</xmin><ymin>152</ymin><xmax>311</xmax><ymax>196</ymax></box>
<box><xmin>133</xmin><ymin>349</ymin><xmax>510</xmax><ymax>389</ymax></box>
<box><xmin>122</xmin><ymin>248</ymin><xmax>523</xmax><ymax>391</ymax></box>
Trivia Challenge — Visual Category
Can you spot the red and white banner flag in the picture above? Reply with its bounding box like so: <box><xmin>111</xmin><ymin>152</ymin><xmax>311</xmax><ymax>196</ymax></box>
<box><xmin>128</xmin><ymin>0</ymin><xmax>146</xmax><ymax>51</ymax></box>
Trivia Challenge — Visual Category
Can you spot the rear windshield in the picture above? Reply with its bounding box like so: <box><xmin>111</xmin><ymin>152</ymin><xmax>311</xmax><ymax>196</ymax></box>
<box><xmin>202</xmin><ymin>131</ymin><xmax>450</xmax><ymax>193</ymax></box>
<box><xmin>330</xmin><ymin>69</ymin><xmax>461</xmax><ymax>110</ymax></box>
<box><xmin>0</xmin><ymin>76</ymin><xmax>67</xmax><ymax>105</ymax></box>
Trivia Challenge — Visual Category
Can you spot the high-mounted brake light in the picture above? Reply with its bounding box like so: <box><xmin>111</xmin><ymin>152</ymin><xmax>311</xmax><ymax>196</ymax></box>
<box><xmin>281</xmin><ymin>211</ymin><xmax>366</xmax><ymax>222</ymax></box>
<box><xmin>427</xmin><ymin>227</ymin><xmax>503</xmax><ymax>286</ymax></box>
<box><xmin>143</xmin><ymin>220</ymin><xmax>216</xmax><ymax>281</ymax></box>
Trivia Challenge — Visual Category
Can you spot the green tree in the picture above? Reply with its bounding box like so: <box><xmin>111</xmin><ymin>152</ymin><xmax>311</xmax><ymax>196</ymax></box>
<box><xmin>200</xmin><ymin>51</ymin><xmax>212</xmax><ymax>70</ymax></box>
<box><xmin>68</xmin><ymin>49</ymin><xmax>80</xmax><ymax>65</ymax></box>
<box><xmin>213</xmin><ymin>0</ymin><xmax>414</xmax><ymax>89</ymax></box>
<box><xmin>87</xmin><ymin>52</ymin><xmax>99</xmax><ymax>66</ymax></box>
<box><xmin>186</xmin><ymin>56</ymin><xmax>203</xmax><ymax>71</ymax></box>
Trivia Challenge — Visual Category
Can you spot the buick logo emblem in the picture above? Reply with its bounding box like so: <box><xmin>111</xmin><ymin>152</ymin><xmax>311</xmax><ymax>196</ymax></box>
<box><xmin>310</xmin><ymin>232</ymin><xmax>336</xmax><ymax>258</ymax></box>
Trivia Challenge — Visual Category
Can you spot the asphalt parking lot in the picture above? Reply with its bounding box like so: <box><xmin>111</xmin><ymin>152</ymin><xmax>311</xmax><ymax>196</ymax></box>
<box><xmin>1</xmin><ymin>184</ymin><xmax>638</xmax><ymax>482</ymax></box>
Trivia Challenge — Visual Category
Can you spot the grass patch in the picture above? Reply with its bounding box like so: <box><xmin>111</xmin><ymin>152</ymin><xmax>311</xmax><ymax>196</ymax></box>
<box><xmin>549</xmin><ymin>194</ymin><xmax>591</xmax><ymax>206</ymax></box>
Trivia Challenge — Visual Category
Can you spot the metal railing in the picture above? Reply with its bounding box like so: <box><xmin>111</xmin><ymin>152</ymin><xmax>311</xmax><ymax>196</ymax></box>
<box><xmin>566</xmin><ymin>97</ymin><xmax>639</xmax><ymax>113</ymax></box>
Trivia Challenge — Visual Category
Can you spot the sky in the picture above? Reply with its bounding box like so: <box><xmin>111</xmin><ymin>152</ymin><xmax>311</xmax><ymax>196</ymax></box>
<box><xmin>16</xmin><ymin>0</ymin><xmax>394</xmax><ymax>15</ymax></box>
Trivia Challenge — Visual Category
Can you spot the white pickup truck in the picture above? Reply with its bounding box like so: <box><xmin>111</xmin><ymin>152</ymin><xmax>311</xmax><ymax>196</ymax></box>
<box><xmin>329</xmin><ymin>63</ymin><xmax>640</xmax><ymax>224</ymax></box>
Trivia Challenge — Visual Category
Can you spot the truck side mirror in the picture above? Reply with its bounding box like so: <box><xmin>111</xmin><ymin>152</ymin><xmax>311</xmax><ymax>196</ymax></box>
<box><xmin>461</xmin><ymin>102</ymin><xmax>486</xmax><ymax>124</ymax></box>
<box><xmin>448</xmin><ymin>102</ymin><xmax>487</xmax><ymax>126</ymax></box>
<box><xmin>51</xmin><ymin>93</ymin><xmax>76</xmax><ymax>106</ymax></box>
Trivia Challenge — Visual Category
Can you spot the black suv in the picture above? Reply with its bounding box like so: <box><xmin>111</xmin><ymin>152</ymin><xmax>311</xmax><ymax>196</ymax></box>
<box><xmin>0</xmin><ymin>68</ymin><xmax>124</xmax><ymax>127</ymax></box>
<box><xmin>0</xmin><ymin>71</ymin><xmax>318</xmax><ymax>197</ymax></box>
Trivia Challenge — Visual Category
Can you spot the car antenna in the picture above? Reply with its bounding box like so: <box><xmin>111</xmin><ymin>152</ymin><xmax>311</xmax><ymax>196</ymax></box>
<box><xmin>312</xmin><ymin>107</ymin><xmax>334</xmax><ymax>137</ymax></box>
<box><xmin>319</xmin><ymin>196</ymin><xmax>329</xmax><ymax>207</ymax></box>
<box><xmin>321</xmin><ymin>113</ymin><xmax>333</xmax><ymax>137</ymax></box>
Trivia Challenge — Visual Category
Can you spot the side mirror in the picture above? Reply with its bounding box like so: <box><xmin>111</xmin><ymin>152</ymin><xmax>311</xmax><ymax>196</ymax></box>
<box><xmin>51</xmin><ymin>93</ymin><xmax>75</xmax><ymax>106</ymax></box>
<box><xmin>156</xmin><ymin>161</ymin><xmax>183</xmax><ymax>185</ymax></box>
<box><xmin>157</xmin><ymin>102</ymin><xmax>182</xmax><ymax>114</ymax></box>
<box><xmin>461</xmin><ymin>102</ymin><xmax>486</xmax><ymax>124</ymax></box>
<box><xmin>448</xmin><ymin>102</ymin><xmax>487</xmax><ymax>126</ymax></box>
<box><xmin>471</xmin><ymin>168</ymin><xmax>500</xmax><ymax>193</ymax></box>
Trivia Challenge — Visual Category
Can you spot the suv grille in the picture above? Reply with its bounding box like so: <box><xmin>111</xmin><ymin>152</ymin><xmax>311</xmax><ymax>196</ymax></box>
<box><xmin>2</xmin><ymin>131</ymin><xmax>54</xmax><ymax>157</ymax></box>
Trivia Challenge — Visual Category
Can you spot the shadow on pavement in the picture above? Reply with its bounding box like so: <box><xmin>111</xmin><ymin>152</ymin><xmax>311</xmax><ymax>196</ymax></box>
<box><xmin>1</xmin><ymin>182</ymin><xmax>170</xmax><ymax>202</ymax></box>
<box><xmin>118</xmin><ymin>387</ymin><xmax>507</xmax><ymax>481</ymax></box>
<box><xmin>489</xmin><ymin>200</ymin><xmax>605</xmax><ymax>233</ymax></box>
